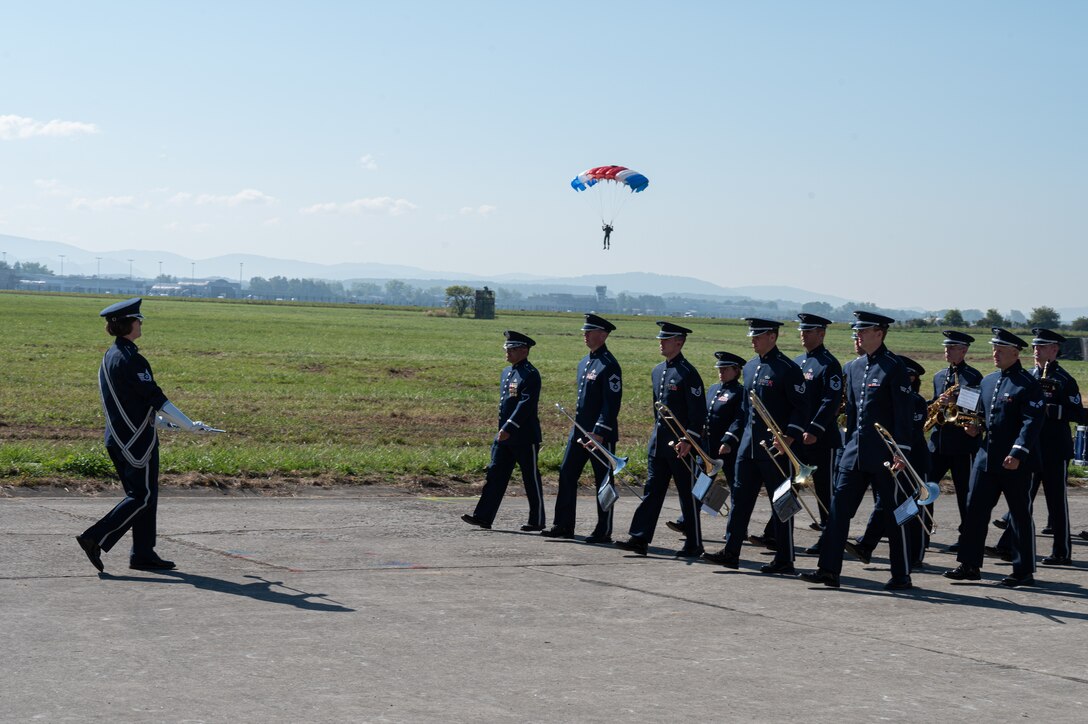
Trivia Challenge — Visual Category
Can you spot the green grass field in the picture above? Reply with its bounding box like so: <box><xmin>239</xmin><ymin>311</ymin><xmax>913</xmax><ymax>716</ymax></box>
<box><xmin>2</xmin><ymin>291</ymin><xmax>1086</xmax><ymax>485</ymax></box>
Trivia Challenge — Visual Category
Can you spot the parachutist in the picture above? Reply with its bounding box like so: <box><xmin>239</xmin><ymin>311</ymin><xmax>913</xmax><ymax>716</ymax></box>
<box><xmin>602</xmin><ymin>223</ymin><xmax>613</xmax><ymax>250</ymax></box>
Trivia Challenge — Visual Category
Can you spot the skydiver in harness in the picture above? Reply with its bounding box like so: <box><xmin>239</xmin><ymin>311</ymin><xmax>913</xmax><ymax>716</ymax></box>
<box><xmin>602</xmin><ymin>223</ymin><xmax>613</xmax><ymax>250</ymax></box>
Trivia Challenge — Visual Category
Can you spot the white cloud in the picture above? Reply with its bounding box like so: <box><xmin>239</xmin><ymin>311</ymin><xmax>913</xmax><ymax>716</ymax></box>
<box><xmin>0</xmin><ymin>114</ymin><xmax>99</xmax><ymax>140</ymax></box>
<box><xmin>359</xmin><ymin>154</ymin><xmax>378</xmax><ymax>171</ymax></box>
<box><xmin>69</xmin><ymin>195</ymin><xmax>137</xmax><ymax>211</ymax></box>
<box><xmin>460</xmin><ymin>204</ymin><xmax>497</xmax><ymax>217</ymax></box>
<box><xmin>300</xmin><ymin>196</ymin><xmax>417</xmax><ymax>216</ymax></box>
<box><xmin>194</xmin><ymin>188</ymin><xmax>276</xmax><ymax>207</ymax></box>
<box><xmin>168</xmin><ymin>192</ymin><xmax>192</xmax><ymax>205</ymax></box>
<box><xmin>263</xmin><ymin>217</ymin><xmax>281</xmax><ymax>226</ymax></box>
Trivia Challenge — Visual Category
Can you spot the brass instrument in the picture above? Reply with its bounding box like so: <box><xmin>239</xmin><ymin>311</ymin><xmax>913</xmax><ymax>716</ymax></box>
<box><xmin>747</xmin><ymin>391</ymin><xmax>827</xmax><ymax>525</ymax></box>
<box><xmin>554</xmin><ymin>402</ymin><xmax>628</xmax><ymax>474</ymax></box>
<box><xmin>873</xmin><ymin>422</ymin><xmax>939</xmax><ymax>535</ymax></box>
<box><xmin>653</xmin><ymin>401</ymin><xmax>723</xmax><ymax>477</ymax></box>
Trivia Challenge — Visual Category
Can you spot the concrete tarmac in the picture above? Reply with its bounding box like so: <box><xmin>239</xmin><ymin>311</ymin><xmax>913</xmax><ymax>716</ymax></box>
<box><xmin>3</xmin><ymin>486</ymin><xmax>1088</xmax><ymax>722</ymax></box>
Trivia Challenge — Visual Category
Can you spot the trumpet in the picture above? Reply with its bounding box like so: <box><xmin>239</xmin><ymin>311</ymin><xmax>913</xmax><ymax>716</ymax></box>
<box><xmin>747</xmin><ymin>391</ymin><xmax>827</xmax><ymax>524</ymax></box>
<box><xmin>554</xmin><ymin>402</ymin><xmax>628</xmax><ymax>474</ymax></box>
<box><xmin>872</xmin><ymin>422</ymin><xmax>939</xmax><ymax>535</ymax></box>
<box><xmin>653</xmin><ymin>401</ymin><xmax>723</xmax><ymax>477</ymax></box>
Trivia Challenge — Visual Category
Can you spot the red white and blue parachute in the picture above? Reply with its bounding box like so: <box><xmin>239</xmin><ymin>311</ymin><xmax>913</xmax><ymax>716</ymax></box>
<box><xmin>571</xmin><ymin>165</ymin><xmax>649</xmax><ymax>230</ymax></box>
<box><xmin>570</xmin><ymin>165</ymin><xmax>650</xmax><ymax>193</ymax></box>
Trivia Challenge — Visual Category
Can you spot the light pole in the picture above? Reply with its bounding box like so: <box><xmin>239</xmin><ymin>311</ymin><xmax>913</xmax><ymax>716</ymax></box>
<box><xmin>95</xmin><ymin>257</ymin><xmax>101</xmax><ymax>293</ymax></box>
<box><xmin>59</xmin><ymin>254</ymin><xmax>66</xmax><ymax>276</ymax></box>
<box><xmin>191</xmin><ymin>262</ymin><xmax>196</xmax><ymax>296</ymax></box>
<box><xmin>158</xmin><ymin>260</ymin><xmax>163</xmax><ymax>279</ymax></box>
<box><xmin>127</xmin><ymin>258</ymin><xmax>134</xmax><ymax>280</ymax></box>
<box><xmin>239</xmin><ymin>262</ymin><xmax>244</xmax><ymax>290</ymax></box>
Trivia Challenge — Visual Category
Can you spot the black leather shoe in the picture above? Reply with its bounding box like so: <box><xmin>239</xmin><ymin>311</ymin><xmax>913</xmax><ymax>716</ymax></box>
<box><xmin>665</xmin><ymin>520</ymin><xmax>684</xmax><ymax>534</ymax></box>
<box><xmin>461</xmin><ymin>514</ymin><xmax>491</xmax><ymax>530</ymax></box>
<box><xmin>747</xmin><ymin>534</ymin><xmax>777</xmax><ymax>551</ymax></box>
<box><xmin>1079</xmin><ymin>530</ymin><xmax>1088</xmax><ymax>541</ymax></box>
<box><xmin>760</xmin><ymin>560</ymin><xmax>796</xmax><ymax>575</ymax></box>
<box><xmin>702</xmin><ymin>547</ymin><xmax>739</xmax><ymax>568</ymax></box>
<box><xmin>76</xmin><ymin>535</ymin><xmax>104</xmax><ymax>572</ymax></box>
<box><xmin>947</xmin><ymin>543</ymin><xmax>960</xmax><ymax>553</ymax></box>
<box><xmin>675</xmin><ymin>545</ymin><xmax>705</xmax><ymax>558</ymax></box>
<box><xmin>992</xmin><ymin>518</ymin><xmax>1008</xmax><ymax>530</ymax></box>
<box><xmin>1041</xmin><ymin>555</ymin><xmax>1072</xmax><ymax>566</ymax></box>
<box><xmin>798</xmin><ymin>569</ymin><xmax>840</xmax><ymax>588</ymax></box>
<box><xmin>984</xmin><ymin>545</ymin><xmax>1013</xmax><ymax>561</ymax></box>
<box><xmin>943</xmin><ymin>564</ymin><xmax>981</xmax><ymax>581</ymax></box>
<box><xmin>1041</xmin><ymin>526</ymin><xmax>1053</xmax><ymax>535</ymax></box>
<box><xmin>844</xmin><ymin>541</ymin><xmax>872</xmax><ymax>565</ymax></box>
<box><xmin>615</xmin><ymin>538</ymin><xmax>648</xmax><ymax>556</ymax></box>
<box><xmin>809</xmin><ymin>521</ymin><xmax>824</xmax><ymax>531</ymax></box>
<box><xmin>884</xmin><ymin>577</ymin><xmax>913</xmax><ymax>591</ymax></box>
<box><xmin>999</xmin><ymin>574</ymin><xmax>1035</xmax><ymax>588</ymax></box>
<box><xmin>129</xmin><ymin>556</ymin><xmax>175</xmax><ymax>570</ymax></box>
<box><xmin>539</xmin><ymin>526</ymin><xmax>573</xmax><ymax>539</ymax></box>
<box><xmin>803</xmin><ymin>544</ymin><xmax>821</xmax><ymax>555</ymax></box>
<box><xmin>584</xmin><ymin>534</ymin><xmax>612</xmax><ymax>545</ymax></box>
<box><xmin>520</xmin><ymin>524</ymin><xmax>545</xmax><ymax>532</ymax></box>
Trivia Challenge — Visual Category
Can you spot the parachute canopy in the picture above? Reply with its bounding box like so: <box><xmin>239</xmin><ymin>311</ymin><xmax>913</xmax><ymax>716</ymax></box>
<box><xmin>570</xmin><ymin>165</ymin><xmax>649</xmax><ymax>194</ymax></box>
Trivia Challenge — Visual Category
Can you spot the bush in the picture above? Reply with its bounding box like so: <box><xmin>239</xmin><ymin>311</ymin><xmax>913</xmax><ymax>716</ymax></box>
<box><xmin>58</xmin><ymin>451</ymin><xmax>114</xmax><ymax>477</ymax></box>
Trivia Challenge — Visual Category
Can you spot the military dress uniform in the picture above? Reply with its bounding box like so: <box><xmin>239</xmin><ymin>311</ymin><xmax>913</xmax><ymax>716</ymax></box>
<box><xmin>467</xmin><ymin>331</ymin><xmax>546</xmax><ymax>530</ymax></box>
<box><xmin>928</xmin><ymin>331</ymin><xmax>983</xmax><ymax>541</ymax></box>
<box><xmin>803</xmin><ymin>312</ymin><xmax>915</xmax><ymax>589</ymax></box>
<box><xmin>706</xmin><ymin>319</ymin><xmax>809</xmax><ymax>572</ymax></box>
<box><xmin>854</xmin><ymin>356</ymin><xmax>932</xmax><ymax>567</ymax></box>
<box><xmin>547</xmin><ymin>314</ymin><xmax>622</xmax><ymax>541</ymax></box>
<box><xmin>995</xmin><ymin>328</ymin><xmax>1082</xmax><ymax>564</ymax></box>
<box><xmin>793</xmin><ymin>314</ymin><xmax>843</xmax><ymax>529</ymax></box>
<box><xmin>947</xmin><ymin>329</ymin><xmax>1043</xmax><ymax>586</ymax></box>
<box><xmin>617</xmin><ymin>322</ymin><xmax>706</xmax><ymax>555</ymax></box>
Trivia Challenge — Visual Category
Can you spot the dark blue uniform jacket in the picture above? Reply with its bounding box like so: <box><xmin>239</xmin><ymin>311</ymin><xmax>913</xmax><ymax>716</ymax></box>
<box><xmin>725</xmin><ymin>347</ymin><xmax>809</xmax><ymax>463</ymax></box>
<box><xmin>839</xmin><ymin>344</ymin><xmax>914</xmax><ymax>474</ymax></box>
<box><xmin>1032</xmin><ymin>361</ymin><xmax>1083</xmax><ymax>463</ymax></box>
<box><xmin>498</xmin><ymin>359</ymin><xmax>542</xmax><ymax>446</ymax></box>
<box><xmin>975</xmin><ymin>360</ymin><xmax>1043</xmax><ymax>473</ymax></box>
<box><xmin>794</xmin><ymin>345</ymin><xmax>843</xmax><ymax>449</ymax></box>
<box><xmin>99</xmin><ymin>337</ymin><xmax>169</xmax><ymax>468</ymax></box>
<box><xmin>648</xmin><ymin>354</ymin><xmax>705</xmax><ymax>457</ymax></box>
<box><xmin>928</xmin><ymin>361</ymin><xmax>983</xmax><ymax>456</ymax></box>
<box><xmin>572</xmin><ymin>345</ymin><xmax>622</xmax><ymax>444</ymax></box>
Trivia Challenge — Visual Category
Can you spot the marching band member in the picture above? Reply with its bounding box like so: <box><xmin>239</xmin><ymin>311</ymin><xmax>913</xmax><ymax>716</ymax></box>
<box><xmin>462</xmin><ymin>330</ymin><xmax>546</xmax><ymax>532</ymax></box>
<box><xmin>615</xmin><ymin>322</ymin><xmax>706</xmax><ymax>557</ymax></box>
<box><xmin>703</xmin><ymin>318</ymin><xmax>809</xmax><ymax>574</ymax></box>
<box><xmin>77</xmin><ymin>298</ymin><xmax>221</xmax><ymax>573</ymax></box>
<box><xmin>928</xmin><ymin>330</ymin><xmax>983</xmax><ymax>551</ymax></box>
<box><xmin>542</xmin><ymin>314</ymin><xmax>623</xmax><ymax>543</ymax></box>
<box><xmin>945</xmin><ymin>328</ymin><xmax>1044</xmax><ymax>587</ymax></box>
<box><xmin>799</xmin><ymin>311</ymin><xmax>915</xmax><ymax>590</ymax></box>
<box><xmin>991</xmin><ymin>328</ymin><xmax>1081</xmax><ymax>565</ymax></box>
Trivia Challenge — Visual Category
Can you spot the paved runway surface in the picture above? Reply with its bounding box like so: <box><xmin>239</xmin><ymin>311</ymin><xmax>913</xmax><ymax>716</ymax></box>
<box><xmin>3</xmin><ymin>486</ymin><xmax>1088</xmax><ymax>722</ymax></box>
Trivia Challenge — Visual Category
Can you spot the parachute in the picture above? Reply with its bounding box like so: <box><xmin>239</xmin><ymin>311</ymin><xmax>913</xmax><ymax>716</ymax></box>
<box><xmin>570</xmin><ymin>165</ymin><xmax>649</xmax><ymax>229</ymax></box>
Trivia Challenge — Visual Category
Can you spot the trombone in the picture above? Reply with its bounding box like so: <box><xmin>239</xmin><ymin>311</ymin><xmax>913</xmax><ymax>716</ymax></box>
<box><xmin>653</xmin><ymin>401</ymin><xmax>723</xmax><ymax>477</ymax></box>
<box><xmin>554</xmin><ymin>402</ymin><xmax>628</xmax><ymax>475</ymax></box>
<box><xmin>873</xmin><ymin>422</ymin><xmax>939</xmax><ymax>535</ymax></box>
<box><xmin>747</xmin><ymin>391</ymin><xmax>828</xmax><ymax>524</ymax></box>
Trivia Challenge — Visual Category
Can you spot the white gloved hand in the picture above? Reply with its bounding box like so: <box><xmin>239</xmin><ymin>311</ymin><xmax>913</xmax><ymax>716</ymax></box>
<box><xmin>159</xmin><ymin>401</ymin><xmax>200</xmax><ymax>432</ymax></box>
<box><xmin>155</xmin><ymin>414</ymin><xmax>180</xmax><ymax>431</ymax></box>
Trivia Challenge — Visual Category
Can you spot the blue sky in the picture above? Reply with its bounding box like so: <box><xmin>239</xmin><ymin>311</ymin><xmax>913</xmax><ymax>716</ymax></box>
<box><xmin>1</xmin><ymin>1</ymin><xmax>1085</xmax><ymax>310</ymax></box>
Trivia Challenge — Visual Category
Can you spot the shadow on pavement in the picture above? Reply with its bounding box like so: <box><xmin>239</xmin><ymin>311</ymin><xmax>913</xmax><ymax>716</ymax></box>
<box><xmin>100</xmin><ymin>570</ymin><xmax>355</xmax><ymax>612</ymax></box>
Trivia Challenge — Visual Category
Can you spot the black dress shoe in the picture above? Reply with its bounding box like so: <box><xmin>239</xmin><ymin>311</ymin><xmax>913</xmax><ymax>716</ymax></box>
<box><xmin>844</xmin><ymin>541</ymin><xmax>872</xmax><ymax>565</ymax></box>
<box><xmin>702</xmin><ymin>547</ymin><xmax>739</xmax><ymax>568</ymax></box>
<box><xmin>539</xmin><ymin>526</ymin><xmax>573</xmax><ymax>539</ymax></box>
<box><xmin>1079</xmin><ymin>530</ymin><xmax>1088</xmax><ymax>541</ymax></box>
<box><xmin>615</xmin><ymin>538</ymin><xmax>648</xmax><ymax>556</ymax></box>
<box><xmin>461</xmin><ymin>514</ymin><xmax>491</xmax><ymax>530</ymax></box>
<box><xmin>1041</xmin><ymin>526</ymin><xmax>1054</xmax><ymax>535</ymax></box>
<box><xmin>809</xmin><ymin>521</ymin><xmax>824</xmax><ymax>531</ymax></box>
<box><xmin>803</xmin><ymin>544</ymin><xmax>821</xmax><ymax>555</ymax></box>
<box><xmin>520</xmin><ymin>524</ymin><xmax>545</xmax><ymax>532</ymax></box>
<box><xmin>129</xmin><ymin>556</ymin><xmax>175</xmax><ymax>570</ymax></box>
<box><xmin>665</xmin><ymin>520</ymin><xmax>684</xmax><ymax>534</ymax></box>
<box><xmin>76</xmin><ymin>535</ymin><xmax>104</xmax><ymax>572</ymax></box>
<box><xmin>984</xmin><ymin>545</ymin><xmax>1012</xmax><ymax>561</ymax></box>
<box><xmin>943</xmin><ymin>564</ymin><xmax>981</xmax><ymax>581</ymax></box>
<box><xmin>584</xmin><ymin>534</ymin><xmax>613</xmax><ymax>545</ymax></box>
<box><xmin>947</xmin><ymin>543</ymin><xmax>960</xmax><ymax>553</ymax></box>
<box><xmin>999</xmin><ymin>574</ymin><xmax>1035</xmax><ymax>588</ymax></box>
<box><xmin>798</xmin><ymin>569</ymin><xmax>840</xmax><ymax>588</ymax></box>
<box><xmin>675</xmin><ymin>545</ymin><xmax>705</xmax><ymax>558</ymax></box>
<box><xmin>760</xmin><ymin>560</ymin><xmax>796</xmax><ymax>575</ymax></box>
<box><xmin>1041</xmin><ymin>555</ymin><xmax>1072</xmax><ymax>566</ymax></box>
<box><xmin>747</xmin><ymin>534</ymin><xmax>777</xmax><ymax>551</ymax></box>
<box><xmin>992</xmin><ymin>518</ymin><xmax>1008</xmax><ymax>530</ymax></box>
<box><xmin>884</xmin><ymin>577</ymin><xmax>913</xmax><ymax>591</ymax></box>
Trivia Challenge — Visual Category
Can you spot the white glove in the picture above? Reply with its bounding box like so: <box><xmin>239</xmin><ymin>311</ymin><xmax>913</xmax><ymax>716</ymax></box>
<box><xmin>159</xmin><ymin>401</ymin><xmax>222</xmax><ymax>433</ymax></box>
<box><xmin>155</xmin><ymin>414</ymin><xmax>180</xmax><ymax>431</ymax></box>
